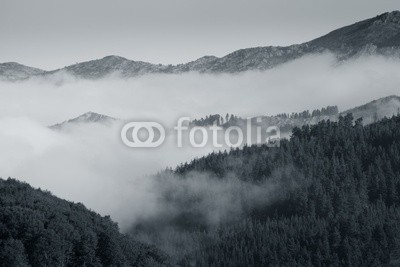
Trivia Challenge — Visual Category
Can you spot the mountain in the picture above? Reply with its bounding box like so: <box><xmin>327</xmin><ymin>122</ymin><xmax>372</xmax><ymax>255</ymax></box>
<box><xmin>57</xmin><ymin>55</ymin><xmax>174</xmax><ymax>79</ymax></box>
<box><xmin>0</xmin><ymin>178</ymin><xmax>168</xmax><ymax>266</ymax></box>
<box><xmin>50</xmin><ymin>111</ymin><xmax>117</xmax><ymax>130</ymax></box>
<box><xmin>308</xmin><ymin>11</ymin><xmax>400</xmax><ymax>56</ymax></box>
<box><xmin>255</xmin><ymin>95</ymin><xmax>400</xmax><ymax>134</ymax></box>
<box><xmin>190</xmin><ymin>96</ymin><xmax>400</xmax><ymax>139</ymax></box>
<box><xmin>132</xmin><ymin>115</ymin><xmax>400</xmax><ymax>265</ymax></box>
<box><xmin>50</xmin><ymin>96</ymin><xmax>400</xmax><ymax>134</ymax></box>
<box><xmin>190</xmin><ymin>106</ymin><xmax>338</xmax><ymax>138</ymax></box>
<box><xmin>341</xmin><ymin>95</ymin><xmax>400</xmax><ymax>124</ymax></box>
<box><xmin>1</xmin><ymin>11</ymin><xmax>400</xmax><ymax>80</ymax></box>
<box><xmin>200</xmin><ymin>10</ymin><xmax>400</xmax><ymax>73</ymax></box>
<box><xmin>0</xmin><ymin>62</ymin><xmax>45</xmax><ymax>81</ymax></box>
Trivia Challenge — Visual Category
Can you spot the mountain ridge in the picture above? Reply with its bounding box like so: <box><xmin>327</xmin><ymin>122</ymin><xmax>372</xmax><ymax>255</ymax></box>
<box><xmin>2</xmin><ymin>11</ymin><xmax>399</xmax><ymax>81</ymax></box>
<box><xmin>49</xmin><ymin>111</ymin><xmax>117</xmax><ymax>130</ymax></box>
<box><xmin>342</xmin><ymin>95</ymin><xmax>400</xmax><ymax>124</ymax></box>
<box><xmin>0</xmin><ymin>62</ymin><xmax>45</xmax><ymax>81</ymax></box>
<box><xmin>50</xmin><ymin>96</ymin><xmax>400</xmax><ymax>135</ymax></box>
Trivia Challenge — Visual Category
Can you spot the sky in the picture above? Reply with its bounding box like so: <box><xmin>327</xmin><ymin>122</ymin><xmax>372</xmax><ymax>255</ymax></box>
<box><xmin>0</xmin><ymin>0</ymin><xmax>399</xmax><ymax>70</ymax></box>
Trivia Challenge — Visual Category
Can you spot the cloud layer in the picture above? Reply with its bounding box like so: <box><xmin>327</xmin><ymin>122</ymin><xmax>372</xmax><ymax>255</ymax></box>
<box><xmin>0</xmin><ymin>53</ymin><xmax>399</xmax><ymax>230</ymax></box>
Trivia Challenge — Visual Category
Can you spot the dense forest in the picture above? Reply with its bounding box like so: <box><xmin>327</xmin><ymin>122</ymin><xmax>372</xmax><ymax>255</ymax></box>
<box><xmin>3</xmin><ymin>114</ymin><xmax>400</xmax><ymax>266</ymax></box>
<box><xmin>132</xmin><ymin>114</ymin><xmax>400</xmax><ymax>266</ymax></box>
<box><xmin>190</xmin><ymin>106</ymin><xmax>339</xmax><ymax>128</ymax></box>
<box><xmin>0</xmin><ymin>179</ymin><xmax>168</xmax><ymax>266</ymax></box>
<box><xmin>275</xmin><ymin>105</ymin><xmax>338</xmax><ymax>119</ymax></box>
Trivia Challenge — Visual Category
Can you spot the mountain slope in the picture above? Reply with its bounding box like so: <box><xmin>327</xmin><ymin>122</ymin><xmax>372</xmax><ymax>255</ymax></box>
<box><xmin>0</xmin><ymin>62</ymin><xmax>45</xmax><ymax>81</ymax></box>
<box><xmin>192</xmin><ymin>10</ymin><xmax>400</xmax><ymax>73</ymax></box>
<box><xmin>341</xmin><ymin>95</ymin><xmax>400</xmax><ymax>124</ymax></box>
<box><xmin>309</xmin><ymin>11</ymin><xmax>400</xmax><ymax>54</ymax></box>
<box><xmin>59</xmin><ymin>56</ymin><xmax>174</xmax><ymax>79</ymax></box>
<box><xmin>167</xmin><ymin>115</ymin><xmax>400</xmax><ymax>265</ymax></box>
<box><xmin>50</xmin><ymin>111</ymin><xmax>117</xmax><ymax>130</ymax></box>
<box><xmin>0</xmin><ymin>178</ymin><xmax>168</xmax><ymax>266</ymax></box>
<box><xmin>51</xmin><ymin>96</ymin><xmax>400</xmax><ymax>135</ymax></box>
<box><xmin>1</xmin><ymin>11</ymin><xmax>400</xmax><ymax>80</ymax></box>
<box><xmin>190</xmin><ymin>95</ymin><xmax>400</xmax><ymax>139</ymax></box>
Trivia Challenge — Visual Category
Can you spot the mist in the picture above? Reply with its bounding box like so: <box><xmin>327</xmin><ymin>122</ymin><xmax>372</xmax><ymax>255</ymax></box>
<box><xmin>1</xmin><ymin>53</ymin><xmax>400</xmax><ymax>125</ymax></box>
<box><xmin>128</xmin><ymin>166</ymin><xmax>302</xmax><ymax>259</ymax></box>
<box><xmin>0</xmin><ymin>52</ymin><xmax>399</xmax><ymax>233</ymax></box>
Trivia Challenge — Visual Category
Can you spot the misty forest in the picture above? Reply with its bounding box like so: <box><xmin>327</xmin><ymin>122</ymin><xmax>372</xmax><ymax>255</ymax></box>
<box><xmin>2</xmin><ymin>115</ymin><xmax>400</xmax><ymax>265</ymax></box>
<box><xmin>1</xmin><ymin>6</ymin><xmax>400</xmax><ymax>267</ymax></box>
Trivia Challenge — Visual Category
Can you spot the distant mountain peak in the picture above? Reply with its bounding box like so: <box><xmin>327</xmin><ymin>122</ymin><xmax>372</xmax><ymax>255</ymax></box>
<box><xmin>49</xmin><ymin>111</ymin><xmax>117</xmax><ymax>130</ymax></box>
<box><xmin>196</xmin><ymin>55</ymin><xmax>218</xmax><ymax>61</ymax></box>
<box><xmin>102</xmin><ymin>55</ymin><xmax>127</xmax><ymax>60</ymax></box>
<box><xmin>377</xmin><ymin>10</ymin><xmax>400</xmax><ymax>24</ymax></box>
<box><xmin>99</xmin><ymin>55</ymin><xmax>129</xmax><ymax>63</ymax></box>
<box><xmin>342</xmin><ymin>95</ymin><xmax>400</xmax><ymax>124</ymax></box>
<box><xmin>373</xmin><ymin>95</ymin><xmax>400</xmax><ymax>102</ymax></box>
<box><xmin>0</xmin><ymin>62</ymin><xmax>44</xmax><ymax>71</ymax></box>
<box><xmin>2</xmin><ymin>62</ymin><xmax>24</xmax><ymax>67</ymax></box>
<box><xmin>0</xmin><ymin>62</ymin><xmax>45</xmax><ymax>81</ymax></box>
<box><xmin>78</xmin><ymin>111</ymin><xmax>115</xmax><ymax>121</ymax></box>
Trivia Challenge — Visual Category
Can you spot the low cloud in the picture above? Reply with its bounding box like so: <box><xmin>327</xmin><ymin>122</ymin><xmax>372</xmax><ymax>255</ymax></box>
<box><xmin>0</xmin><ymin>52</ymin><xmax>399</xmax><ymax>232</ymax></box>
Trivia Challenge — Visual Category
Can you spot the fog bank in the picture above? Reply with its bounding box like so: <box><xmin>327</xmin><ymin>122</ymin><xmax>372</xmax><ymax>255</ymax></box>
<box><xmin>0</xmin><ymin>53</ymin><xmax>399</xmax><ymax>230</ymax></box>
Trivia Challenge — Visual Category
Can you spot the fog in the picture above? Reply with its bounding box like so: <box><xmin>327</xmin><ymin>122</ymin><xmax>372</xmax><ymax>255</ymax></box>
<box><xmin>0</xmin><ymin>53</ymin><xmax>399</xmax><ymax>231</ymax></box>
<box><xmin>128</xmin><ymin>166</ymin><xmax>302</xmax><ymax>259</ymax></box>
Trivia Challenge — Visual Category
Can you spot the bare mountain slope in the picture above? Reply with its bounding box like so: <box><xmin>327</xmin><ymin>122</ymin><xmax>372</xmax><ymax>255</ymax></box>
<box><xmin>1</xmin><ymin>11</ymin><xmax>400</xmax><ymax>80</ymax></box>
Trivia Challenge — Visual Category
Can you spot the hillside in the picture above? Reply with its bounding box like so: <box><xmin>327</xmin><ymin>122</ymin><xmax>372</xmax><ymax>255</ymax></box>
<box><xmin>308</xmin><ymin>11</ymin><xmax>400</xmax><ymax>55</ymax></box>
<box><xmin>190</xmin><ymin>95</ymin><xmax>400</xmax><ymax>138</ymax></box>
<box><xmin>0</xmin><ymin>62</ymin><xmax>45</xmax><ymax>81</ymax></box>
<box><xmin>49</xmin><ymin>111</ymin><xmax>117</xmax><ymax>130</ymax></box>
<box><xmin>129</xmin><ymin>115</ymin><xmax>400</xmax><ymax>265</ymax></box>
<box><xmin>0</xmin><ymin>178</ymin><xmax>168</xmax><ymax>266</ymax></box>
<box><xmin>342</xmin><ymin>95</ymin><xmax>400</xmax><ymax>124</ymax></box>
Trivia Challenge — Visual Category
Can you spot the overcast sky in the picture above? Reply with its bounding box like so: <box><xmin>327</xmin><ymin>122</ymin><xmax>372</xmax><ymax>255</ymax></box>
<box><xmin>0</xmin><ymin>0</ymin><xmax>398</xmax><ymax>70</ymax></box>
